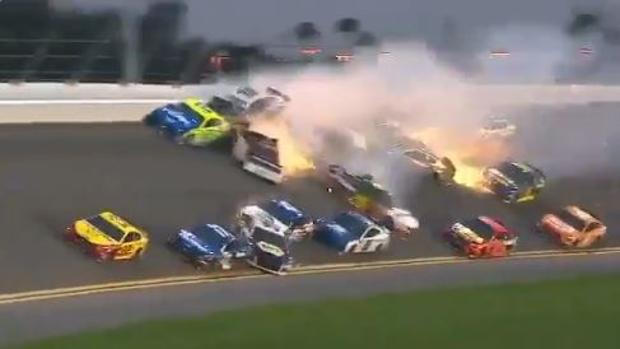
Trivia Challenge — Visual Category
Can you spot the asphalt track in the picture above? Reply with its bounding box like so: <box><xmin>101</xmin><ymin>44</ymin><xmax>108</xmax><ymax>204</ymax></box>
<box><xmin>0</xmin><ymin>253</ymin><xmax>619</xmax><ymax>346</ymax></box>
<box><xmin>0</xmin><ymin>102</ymin><xmax>618</xmax><ymax>296</ymax></box>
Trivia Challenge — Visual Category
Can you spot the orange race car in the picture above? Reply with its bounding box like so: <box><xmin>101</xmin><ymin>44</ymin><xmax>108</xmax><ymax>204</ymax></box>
<box><xmin>538</xmin><ymin>206</ymin><xmax>606</xmax><ymax>248</ymax></box>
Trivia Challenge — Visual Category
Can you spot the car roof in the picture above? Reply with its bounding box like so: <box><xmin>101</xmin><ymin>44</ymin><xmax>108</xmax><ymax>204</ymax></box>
<box><xmin>97</xmin><ymin>211</ymin><xmax>142</xmax><ymax>235</ymax></box>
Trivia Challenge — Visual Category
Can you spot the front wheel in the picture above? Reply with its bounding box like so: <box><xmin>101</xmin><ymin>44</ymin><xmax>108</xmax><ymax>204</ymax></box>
<box><xmin>132</xmin><ymin>248</ymin><xmax>144</xmax><ymax>261</ymax></box>
<box><xmin>186</xmin><ymin>134</ymin><xmax>200</xmax><ymax>146</ymax></box>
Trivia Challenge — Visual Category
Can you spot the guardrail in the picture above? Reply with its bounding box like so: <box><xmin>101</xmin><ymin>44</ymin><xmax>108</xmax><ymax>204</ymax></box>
<box><xmin>0</xmin><ymin>82</ymin><xmax>240</xmax><ymax>101</ymax></box>
<box><xmin>0</xmin><ymin>82</ymin><xmax>619</xmax><ymax>124</ymax></box>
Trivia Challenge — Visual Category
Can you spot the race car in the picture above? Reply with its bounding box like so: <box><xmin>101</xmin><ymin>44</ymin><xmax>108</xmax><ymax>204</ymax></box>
<box><xmin>236</xmin><ymin>199</ymin><xmax>314</xmax><ymax>241</ymax></box>
<box><xmin>232</xmin><ymin>129</ymin><xmax>284</xmax><ymax>184</ymax></box>
<box><xmin>401</xmin><ymin>144</ymin><xmax>456</xmax><ymax>184</ymax></box>
<box><xmin>538</xmin><ymin>206</ymin><xmax>607</xmax><ymax>248</ymax></box>
<box><xmin>167</xmin><ymin>223</ymin><xmax>252</xmax><ymax>270</ymax></box>
<box><xmin>313</xmin><ymin>211</ymin><xmax>391</xmax><ymax>253</ymax></box>
<box><xmin>324</xmin><ymin>164</ymin><xmax>419</xmax><ymax>238</ymax></box>
<box><xmin>443</xmin><ymin>216</ymin><xmax>518</xmax><ymax>258</ymax></box>
<box><xmin>481</xmin><ymin>161</ymin><xmax>546</xmax><ymax>203</ymax></box>
<box><xmin>225</xmin><ymin>86</ymin><xmax>290</xmax><ymax>116</ymax></box>
<box><xmin>479</xmin><ymin>116</ymin><xmax>517</xmax><ymax>138</ymax></box>
<box><xmin>246</xmin><ymin>226</ymin><xmax>294</xmax><ymax>275</ymax></box>
<box><xmin>65</xmin><ymin>211</ymin><xmax>149</xmax><ymax>262</ymax></box>
<box><xmin>143</xmin><ymin>98</ymin><xmax>234</xmax><ymax>146</ymax></box>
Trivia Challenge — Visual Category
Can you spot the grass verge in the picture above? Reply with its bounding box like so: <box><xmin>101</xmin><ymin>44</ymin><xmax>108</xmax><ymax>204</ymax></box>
<box><xmin>11</xmin><ymin>273</ymin><xmax>620</xmax><ymax>349</ymax></box>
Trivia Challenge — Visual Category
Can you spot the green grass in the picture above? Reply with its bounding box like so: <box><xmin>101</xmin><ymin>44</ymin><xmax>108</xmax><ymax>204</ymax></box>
<box><xmin>12</xmin><ymin>274</ymin><xmax>620</xmax><ymax>349</ymax></box>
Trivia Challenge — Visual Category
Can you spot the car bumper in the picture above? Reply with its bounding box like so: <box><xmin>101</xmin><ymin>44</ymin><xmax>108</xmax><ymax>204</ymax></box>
<box><xmin>65</xmin><ymin>227</ymin><xmax>115</xmax><ymax>261</ymax></box>
<box><xmin>242</xmin><ymin>161</ymin><xmax>284</xmax><ymax>184</ymax></box>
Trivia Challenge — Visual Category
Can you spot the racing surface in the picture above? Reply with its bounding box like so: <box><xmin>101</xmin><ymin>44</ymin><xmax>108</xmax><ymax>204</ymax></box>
<box><xmin>0</xmin><ymin>102</ymin><xmax>618</xmax><ymax>294</ymax></box>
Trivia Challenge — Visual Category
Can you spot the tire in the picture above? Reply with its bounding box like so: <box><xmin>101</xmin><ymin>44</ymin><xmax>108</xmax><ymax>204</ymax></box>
<box><xmin>184</xmin><ymin>135</ymin><xmax>196</xmax><ymax>146</ymax></box>
<box><xmin>132</xmin><ymin>248</ymin><xmax>144</xmax><ymax>260</ymax></box>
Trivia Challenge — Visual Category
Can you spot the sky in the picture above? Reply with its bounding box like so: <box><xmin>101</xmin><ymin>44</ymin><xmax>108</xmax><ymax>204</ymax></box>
<box><xmin>50</xmin><ymin>0</ymin><xmax>620</xmax><ymax>83</ymax></box>
<box><xmin>53</xmin><ymin>0</ymin><xmax>614</xmax><ymax>43</ymax></box>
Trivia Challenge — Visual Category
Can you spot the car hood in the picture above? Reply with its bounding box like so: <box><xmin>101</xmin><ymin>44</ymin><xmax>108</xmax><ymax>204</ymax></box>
<box><xmin>317</xmin><ymin>221</ymin><xmax>356</xmax><ymax>251</ymax></box>
<box><xmin>177</xmin><ymin>230</ymin><xmax>218</xmax><ymax>257</ymax></box>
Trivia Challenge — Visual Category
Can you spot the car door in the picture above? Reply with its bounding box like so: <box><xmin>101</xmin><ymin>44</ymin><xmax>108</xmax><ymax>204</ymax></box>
<box><xmin>194</xmin><ymin>118</ymin><xmax>226</xmax><ymax>144</ymax></box>
<box><xmin>354</xmin><ymin>227</ymin><xmax>385</xmax><ymax>253</ymax></box>
<box><xmin>116</xmin><ymin>231</ymin><xmax>142</xmax><ymax>259</ymax></box>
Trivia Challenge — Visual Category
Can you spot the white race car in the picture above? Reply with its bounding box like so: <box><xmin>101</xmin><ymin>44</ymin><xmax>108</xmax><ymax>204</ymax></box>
<box><xmin>479</xmin><ymin>116</ymin><xmax>516</xmax><ymax>138</ymax></box>
<box><xmin>228</xmin><ymin>86</ymin><xmax>290</xmax><ymax>116</ymax></box>
<box><xmin>235</xmin><ymin>199</ymin><xmax>314</xmax><ymax>241</ymax></box>
<box><xmin>313</xmin><ymin>211</ymin><xmax>391</xmax><ymax>254</ymax></box>
<box><xmin>232</xmin><ymin>129</ymin><xmax>284</xmax><ymax>184</ymax></box>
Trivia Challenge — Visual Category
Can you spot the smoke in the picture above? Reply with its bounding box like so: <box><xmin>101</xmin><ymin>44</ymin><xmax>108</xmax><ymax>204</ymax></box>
<box><xmin>243</xmin><ymin>37</ymin><xmax>619</xmax><ymax>204</ymax></box>
<box><xmin>243</xmin><ymin>42</ymin><xmax>496</xmax><ymax>204</ymax></box>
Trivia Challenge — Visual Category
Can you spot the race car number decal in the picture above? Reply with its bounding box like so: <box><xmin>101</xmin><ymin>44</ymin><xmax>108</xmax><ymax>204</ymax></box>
<box><xmin>117</xmin><ymin>245</ymin><xmax>134</xmax><ymax>256</ymax></box>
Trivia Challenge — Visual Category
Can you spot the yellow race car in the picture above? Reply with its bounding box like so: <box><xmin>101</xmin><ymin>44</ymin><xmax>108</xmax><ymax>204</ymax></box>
<box><xmin>65</xmin><ymin>211</ymin><xmax>149</xmax><ymax>262</ymax></box>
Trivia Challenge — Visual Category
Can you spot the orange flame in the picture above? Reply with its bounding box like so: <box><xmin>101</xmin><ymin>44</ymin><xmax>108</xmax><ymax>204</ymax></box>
<box><xmin>407</xmin><ymin>127</ymin><xmax>510</xmax><ymax>191</ymax></box>
<box><xmin>248</xmin><ymin>117</ymin><xmax>315</xmax><ymax>176</ymax></box>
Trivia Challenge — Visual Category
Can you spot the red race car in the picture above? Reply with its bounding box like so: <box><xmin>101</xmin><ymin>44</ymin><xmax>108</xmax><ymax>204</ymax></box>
<box><xmin>444</xmin><ymin>216</ymin><xmax>518</xmax><ymax>258</ymax></box>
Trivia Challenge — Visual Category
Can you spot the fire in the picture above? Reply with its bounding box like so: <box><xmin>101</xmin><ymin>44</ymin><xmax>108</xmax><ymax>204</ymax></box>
<box><xmin>443</xmin><ymin>151</ymin><xmax>486</xmax><ymax>190</ymax></box>
<box><xmin>407</xmin><ymin>127</ymin><xmax>509</xmax><ymax>192</ymax></box>
<box><xmin>248</xmin><ymin>117</ymin><xmax>315</xmax><ymax>176</ymax></box>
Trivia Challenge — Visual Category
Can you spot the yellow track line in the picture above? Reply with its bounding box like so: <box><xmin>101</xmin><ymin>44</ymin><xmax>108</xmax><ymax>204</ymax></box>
<box><xmin>1</xmin><ymin>247</ymin><xmax>619</xmax><ymax>305</ymax></box>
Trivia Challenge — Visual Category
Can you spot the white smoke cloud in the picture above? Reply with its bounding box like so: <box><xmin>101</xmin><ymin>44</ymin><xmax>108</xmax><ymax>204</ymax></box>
<box><xmin>243</xmin><ymin>37</ymin><xmax>619</xmax><ymax>204</ymax></box>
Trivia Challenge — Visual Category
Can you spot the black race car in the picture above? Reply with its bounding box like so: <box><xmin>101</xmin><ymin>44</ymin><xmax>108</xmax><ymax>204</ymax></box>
<box><xmin>323</xmin><ymin>164</ymin><xmax>420</xmax><ymax>237</ymax></box>
<box><xmin>246</xmin><ymin>226</ymin><xmax>293</xmax><ymax>275</ymax></box>
<box><xmin>482</xmin><ymin>161</ymin><xmax>546</xmax><ymax>203</ymax></box>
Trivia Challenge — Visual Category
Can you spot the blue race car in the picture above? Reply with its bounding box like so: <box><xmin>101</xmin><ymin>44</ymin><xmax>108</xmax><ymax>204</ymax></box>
<box><xmin>143</xmin><ymin>98</ymin><xmax>236</xmax><ymax>146</ymax></box>
<box><xmin>168</xmin><ymin>223</ymin><xmax>251</xmax><ymax>270</ymax></box>
<box><xmin>313</xmin><ymin>212</ymin><xmax>391</xmax><ymax>254</ymax></box>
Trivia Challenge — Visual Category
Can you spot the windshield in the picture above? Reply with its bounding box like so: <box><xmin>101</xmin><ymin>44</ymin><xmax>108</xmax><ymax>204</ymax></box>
<box><xmin>253</xmin><ymin>228</ymin><xmax>287</xmax><ymax>250</ymax></box>
<box><xmin>333</xmin><ymin>213</ymin><xmax>370</xmax><ymax>238</ymax></box>
<box><xmin>462</xmin><ymin>218</ymin><xmax>495</xmax><ymax>240</ymax></box>
<box><xmin>87</xmin><ymin>215</ymin><xmax>126</xmax><ymax>242</ymax></box>
<box><xmin>496</xmin><ymin>162</ymin><xmax>537</xmax><ymax>184</ymax></box>
<box><xmin>556</xmin><ymin>210</ymin><xmax>587</xmax><ymax>231</ymax></box>
<box><xmin>486</xmin><ymin>119</ymin><xmax>508</xmax><ymax>130</ymax></box>
<box><xmin>207</xmin><ymin>96</ymin><xmax>242</xmax><ymax>117</ymax></box>
<box><xmin>169</xmin><ymin>103</ymin><xmax>204</xmax><ymax>127</ymax></box>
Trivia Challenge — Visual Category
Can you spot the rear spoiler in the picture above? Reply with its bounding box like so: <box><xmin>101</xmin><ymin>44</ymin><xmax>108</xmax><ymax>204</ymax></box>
<box><xmin>249</xmin><ymin>155</ymin><xmax>283</xmax><ymax>174</ymax></box>
<box><xmin>266</xmin><ymin>87</ymin><xmax>291</xmax><ymax>102</ymax></box>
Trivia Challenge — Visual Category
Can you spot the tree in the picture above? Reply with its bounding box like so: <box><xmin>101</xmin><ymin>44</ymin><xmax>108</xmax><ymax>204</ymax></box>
<box><xmin>294</xmin><ymin>21</ymin><xmax>320</xmax><ymax>41</ymax></box>
<box><xmin>567</xmin><ymin>13</ymin><xmax>600</xmax><ymax>36</ymax></box>
<box><xmin>335</xmin><ymin>17</ymin><xmax>360</xmax><ymax>33</ymax></box>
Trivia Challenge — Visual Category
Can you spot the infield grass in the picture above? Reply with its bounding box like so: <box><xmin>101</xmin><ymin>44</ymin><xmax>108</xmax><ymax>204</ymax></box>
<box><xmin>10</xmin><ymin>273</ymin><xmax>620</xmax><ymax>349</ymax></box>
